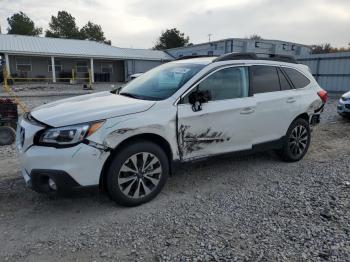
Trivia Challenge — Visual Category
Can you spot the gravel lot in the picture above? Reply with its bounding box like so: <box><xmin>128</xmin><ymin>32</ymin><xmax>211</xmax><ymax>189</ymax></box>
<box><xmin>0</xmin><ymin>90</ymin><xmax>349</xmax><ymax>261</ymax></box>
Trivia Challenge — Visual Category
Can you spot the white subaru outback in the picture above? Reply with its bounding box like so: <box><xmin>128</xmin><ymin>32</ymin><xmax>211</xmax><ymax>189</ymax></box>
<box><xmin>17</xmin><ymin>53</ymin><xmax>327</xmax><ymax>206</ymax></box>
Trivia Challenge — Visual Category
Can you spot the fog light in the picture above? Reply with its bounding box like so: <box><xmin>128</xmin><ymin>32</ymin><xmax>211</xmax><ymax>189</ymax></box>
<box><xmin>48</xmin><ymin>178</ymin><xmax>57</xmax><ymax>191</ymax></box>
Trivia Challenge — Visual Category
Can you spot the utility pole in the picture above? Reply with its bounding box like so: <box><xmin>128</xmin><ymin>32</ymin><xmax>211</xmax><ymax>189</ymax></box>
<box><xmin>208</xmin><ymin>34</ymin><xmax>212</xmax><ymax>43</ymax></box>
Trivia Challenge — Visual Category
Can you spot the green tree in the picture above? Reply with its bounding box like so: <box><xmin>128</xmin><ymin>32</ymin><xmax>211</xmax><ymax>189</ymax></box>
<box><xmin>153</xmin><ymin>28</ymin><xmax>190</xmax><ymax>50</ymax></box>
<box><xmin>80</xmin><ymin>21</ymin><xmax>111</xmax><ymax>44</ymax></box>
<box><xmin>45</xmin><ymin>11</ymin><xmax>81</xmax><ymax>39</ymax></box>
<box><xmin>7</xmin><ymin>12</ymin><xmax>42</xmax><ymax>36</ymax></box>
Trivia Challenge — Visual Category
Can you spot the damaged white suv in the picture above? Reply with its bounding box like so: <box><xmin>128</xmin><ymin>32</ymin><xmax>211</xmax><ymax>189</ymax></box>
<box><xmin>17</xmin><ymin>53</ymin><xmax>327</xmax><ymax>206</ymax></box>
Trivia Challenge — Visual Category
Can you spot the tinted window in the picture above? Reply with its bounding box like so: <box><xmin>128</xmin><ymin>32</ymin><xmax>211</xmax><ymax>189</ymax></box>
<box><xmin>277</xmin><ymin>68</ymin><xmax>293</xmax><ymax>90</ymax></box>
<box><xmin>195</xmin><ymin>67</ymin><xmax>249</xmax><ymax>101</ymax></box>
<box><xmin>283</xmin><ymin>68</ymin><xmax>310</xmax><ymax>89</ymax></box>
<box><xmin>251</xmin><ymin>66</ymin><xmax>280</xmax><ymax>94</ymax></box>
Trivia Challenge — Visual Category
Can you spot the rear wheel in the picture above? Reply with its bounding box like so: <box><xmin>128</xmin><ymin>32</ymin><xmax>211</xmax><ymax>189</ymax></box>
<box><xmin>106</xmin><ymin>141</ymin><xmax>169</xmax><ymax>206</ymax></box>
<box><xmin>278</xmin><ymin>118</ymin><xmax>311</xmax><ymax>162</ymax></box>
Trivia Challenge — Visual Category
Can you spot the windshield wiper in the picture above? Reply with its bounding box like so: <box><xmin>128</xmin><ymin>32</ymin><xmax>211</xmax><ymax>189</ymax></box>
<box><xmin>119</xmin><ymin>92</ymin><xmax>161</xmax><ymax>101</ymax></box>
<box><xmin>111</xmin><ymin>86</ymin><xmax>123</xmax><ymax>94</ymax></box>
<box><xmin>119</xmin><ymin>92</ymin><xmax>140</xmax><ymax>99</ymax></box>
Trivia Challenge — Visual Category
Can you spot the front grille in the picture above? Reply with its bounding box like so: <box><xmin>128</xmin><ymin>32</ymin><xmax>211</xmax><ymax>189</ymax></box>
<box><xmin>345</xmin><ymin>104</ymin><xmax>350</xmax><ymax>109</ymax></box>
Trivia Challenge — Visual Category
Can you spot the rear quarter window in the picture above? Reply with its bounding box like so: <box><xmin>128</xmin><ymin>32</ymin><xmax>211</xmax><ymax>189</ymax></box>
<box><xmin>283</xmin><ymin>68</ymin><xmax>311</xmax><ymax>89</ymax></box>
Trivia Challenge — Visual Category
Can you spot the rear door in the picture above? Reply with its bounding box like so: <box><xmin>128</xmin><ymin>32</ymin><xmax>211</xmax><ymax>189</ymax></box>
<box><xmin>177</xmin><ymin>66</ymin><xmax>256</xmax><ymax>160</ymax></box>
<box><xmin>281</xmin><ymin>67</ymin><xmax>314</xmax><ymax>114</ymax></box>
<box><xmin>249</xmin><ymin>65</ymin><xmax>300</xmax><ymax>145</ymax></box>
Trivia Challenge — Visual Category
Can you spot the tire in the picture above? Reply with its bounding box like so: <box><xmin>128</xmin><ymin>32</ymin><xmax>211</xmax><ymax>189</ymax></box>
<box><xmin>278</xmin><ymin>118</ymin><xmax>311</xmax><ymax>162</ymax></box>
<box><xmin>106</xmin><ymin>140</ymin><xmax>169</xmax><ymax>206</ymax></box>
<box><xmin>0</xmin><ymin>126</ymin><xmax>16</xmax><ymax>146</ymax></box>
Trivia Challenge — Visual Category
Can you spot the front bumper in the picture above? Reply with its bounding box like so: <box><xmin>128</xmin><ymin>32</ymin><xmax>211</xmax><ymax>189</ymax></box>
<box><xmin>22</xmin><ymin>169</ymin><xmax>80</xmax><ymax>194</ymax></box>
<box><xmin>18</xmin><ymin>143</ymin><xmax>110</xmax><ymax>191</ymax></box>
<box><xmin>17</xmin><ymin>118</ymin><xmax>110</xmax><ymax>192</ymax></box>
<box><xmin>337</xmin><ymin>100</ymin><xmax>350</xmax><ymax>115</ymax></box>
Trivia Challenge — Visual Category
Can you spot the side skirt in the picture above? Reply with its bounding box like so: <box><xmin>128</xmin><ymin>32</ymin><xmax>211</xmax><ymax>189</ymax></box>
<box><xmin>173</xmin><ymin>136</ymin><xmax>286</xmax><ymax>167</ymax></box>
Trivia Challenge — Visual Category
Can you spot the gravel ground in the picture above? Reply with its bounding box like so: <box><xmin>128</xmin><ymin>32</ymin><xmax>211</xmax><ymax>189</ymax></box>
<box><xmin>0</xmin><ymin>91</ymin><xmax>349</xmax><ymax>261</ymax></box>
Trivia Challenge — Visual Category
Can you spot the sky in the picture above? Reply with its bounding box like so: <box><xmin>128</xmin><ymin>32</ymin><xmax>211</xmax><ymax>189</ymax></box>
<box><xmin>0</xmin><ymin>0</ymin><xmax>349</xmax><ymax>48</ymax></box>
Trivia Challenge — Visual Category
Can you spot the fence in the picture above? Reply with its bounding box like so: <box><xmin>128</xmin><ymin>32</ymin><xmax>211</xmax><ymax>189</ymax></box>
<box><xmin>298</xmin><ymin>52</ymin><xmax>350</xmax><ymax>92</ymax></box>
<box><xmin>4</xmin><ymin>68</ymin><xmax>93</xmax><ymax>86</ymax></box>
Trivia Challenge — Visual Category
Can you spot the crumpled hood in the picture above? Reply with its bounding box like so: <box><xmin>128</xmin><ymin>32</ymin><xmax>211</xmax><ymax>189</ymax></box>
<box><xmin>342</xmin><ymin>91</ymin><xmax>350</xmax><ymax>98</ymax></box>
<box><xmin>31</xmin><ymin>91</ymin><xmax>155</xmax><ymax>127</ymax></box>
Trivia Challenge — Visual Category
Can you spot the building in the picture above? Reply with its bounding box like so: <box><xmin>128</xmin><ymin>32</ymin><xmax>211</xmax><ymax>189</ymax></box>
<box><xmin>0</xmin><ymin>34</ymin><xmax>173</xmax><ymax>83</ymax></box>
<box><xmin>166</xmin><ymin>38</ymin><xmax>311</xmax><ymax>59</ymax></box>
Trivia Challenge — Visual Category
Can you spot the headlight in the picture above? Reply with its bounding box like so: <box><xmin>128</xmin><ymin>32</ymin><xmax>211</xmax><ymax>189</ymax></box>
<box><xmin>36</xmin><ymin>121</ymin><xmax>105</xmax><ymax>147</ymax></box>
<box><xmin>341</xmin><ymin>96</ymin><xmax>349</xmax><ymax>102</ymax></box>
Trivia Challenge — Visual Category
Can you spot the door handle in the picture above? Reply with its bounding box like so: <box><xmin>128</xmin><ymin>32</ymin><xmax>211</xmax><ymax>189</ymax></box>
<box><xmin>287</xmin><ymin>97</ymin><xmax>296</xmax><ymax>103</ymax></box>
<box><xmin>240</xmin><ymin>107</ymin><xmax>255</xmax><ymax>114</ymax></box>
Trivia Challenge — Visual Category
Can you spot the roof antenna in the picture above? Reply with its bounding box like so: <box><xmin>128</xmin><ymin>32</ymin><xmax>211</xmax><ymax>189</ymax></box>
<box><xmin>208</xmin><ymin>34</ymin><xmax>212</xmax><ymax>43</ymax></box>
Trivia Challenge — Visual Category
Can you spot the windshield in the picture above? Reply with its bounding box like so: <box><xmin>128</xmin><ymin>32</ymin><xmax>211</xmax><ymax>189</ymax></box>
<box><xmin>119</xmin><ymin>62</ymin><xmax>205</xmax><ymax>100</ymax></box>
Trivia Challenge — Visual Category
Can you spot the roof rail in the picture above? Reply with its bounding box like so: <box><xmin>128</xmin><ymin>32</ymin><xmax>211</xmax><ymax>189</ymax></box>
<box><xmin>212</xmin><ymin>52</ymin><xmax>258</xmax><ymax>62</ymax></box>
<box><xmin>213</xmin><ymin>52</ymin><xmax>298</xmax><ymax>64</ymax></box>
<box><xmin>175</xmin><ymin>55</ymin><xmax>216</xmax><ymax>60</ymax></box>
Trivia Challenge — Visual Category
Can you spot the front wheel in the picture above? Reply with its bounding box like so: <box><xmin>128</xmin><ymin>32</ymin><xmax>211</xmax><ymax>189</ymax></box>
<box><xmin>278</xmin><ymin>118</ymin><xmax>311</xmax><ymax>162</ymax></box>
<box><xmin>106</xmin><ymin>141</ymin><xmax>169</xmax><ymax>206</ymax></box>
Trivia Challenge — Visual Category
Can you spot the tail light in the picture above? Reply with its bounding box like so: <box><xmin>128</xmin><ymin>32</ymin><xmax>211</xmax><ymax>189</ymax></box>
<box><xmin>317</xmin><ymin>89</ymin><xmax>328</xmax><ymax>103</ymax></box>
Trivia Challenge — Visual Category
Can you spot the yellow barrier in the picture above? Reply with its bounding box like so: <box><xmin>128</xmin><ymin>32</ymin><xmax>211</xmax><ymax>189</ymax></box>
<box><xmin>1</xmin><ymin>68</ymin><xmax>93</xmax><ymax>113</ymax></box>
<box><xmin>2</xmin><ymin>68</ymin><xmax>29</xmax><ymax>113</ymax></box>
<box><xmin>7</xmin><ymin>68</ymin><xmax>91</xmax><ymax>83</ymax></box>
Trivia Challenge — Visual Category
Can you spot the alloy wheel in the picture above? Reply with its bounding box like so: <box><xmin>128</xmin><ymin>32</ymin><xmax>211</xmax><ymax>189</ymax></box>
<box><xmin>117</xmin><ymin>152</ymin><xmax>162</xmax><ymax>199</ymax></box>
<box><xmin>288</xmin><ymin>125</ymin><xmax>309</xmax><ymax>157</ymax></box>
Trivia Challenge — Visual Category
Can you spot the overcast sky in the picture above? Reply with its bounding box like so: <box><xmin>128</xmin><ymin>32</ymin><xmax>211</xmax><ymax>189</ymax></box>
<box><xmin>1</xmin><ymin>0</ymin><xmax>349</xmax><ymax>48</ymax></box>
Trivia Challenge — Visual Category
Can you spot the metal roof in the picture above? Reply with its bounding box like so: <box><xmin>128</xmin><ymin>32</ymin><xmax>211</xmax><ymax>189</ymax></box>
<box><xmin>0</xmin><ymin>34</ymin><xmax>173</xmax><ymax>61</ymax></box>
<box><xmin>166</xmin><ymin>37</ymin><xmax>310</xmax><ymax>51</ymax></box>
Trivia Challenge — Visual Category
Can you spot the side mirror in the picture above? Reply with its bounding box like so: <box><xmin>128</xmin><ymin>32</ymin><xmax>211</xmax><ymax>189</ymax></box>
<box><xmin>188</xmin><ymin>90</ymin><xmax>212</xmax><ymax>112</ymax></box>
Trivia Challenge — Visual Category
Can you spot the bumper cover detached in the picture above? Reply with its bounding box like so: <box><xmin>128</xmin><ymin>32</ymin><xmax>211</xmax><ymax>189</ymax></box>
<box><xmin>310</xmin><ymin>114</ymin><xmax>321</xmax><ymax>125</ymax></box>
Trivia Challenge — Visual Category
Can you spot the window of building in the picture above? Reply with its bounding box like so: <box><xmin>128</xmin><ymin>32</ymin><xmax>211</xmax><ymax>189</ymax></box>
<box><xmin>250</xmin><ymin>66</ymin><xmax>280</xmax><ymax>94</ymax></box>
<box><xmin>76</xmin><ymin>61</ymin><xmax>88</xmax><ymax>73</ymax></box>
<box><xmin>101</xmin><ymin>63</ymin><xmax>113</xmax><ymax>73</ymax></box>
<box><xmin>193</xmin><ymin>66</ymin><xmax>249</xmax><ymax>101</ymax></box>
<box><xmin>283</xmin><ymin>67</ymin><xmax>310</xmax><ymax>89</ymax></box>
<box><xmin>16</xmin><ymin>57</ymin><xmax>31</xmax><ymax>72</ymax></box>
<box><xmin>48</xmin><ymin>60</ymin><xmax>62</xmax><ymax>72</ymax></box>
<box><xmin>208</xmin><ymin>51</ymin><xmax>214</xmax><ymax>56</ymax></box>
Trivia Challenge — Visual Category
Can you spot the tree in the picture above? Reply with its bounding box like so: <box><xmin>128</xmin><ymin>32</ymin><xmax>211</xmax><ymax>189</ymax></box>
<box><xmin>311</xmin><ymin>43</ymin><xmax>350</xmax><ymax>54</ymax></box>
<box><xmin>7</xmin><ymin>12</ymin><xmax>42</xmax><ymax>36</ymax></box>
<box><xmin>45</xmin><ymin>11</ymin><xmax>81</xmax><ymax>39</ymax></box>
<box><xmin>80</xmin><ymin>21</ymin><xmax>111</xmax><ymax>44</ymax></box>
<box><xmin>153</xmin><ymin>28</ymin><xmax>190</xmax><ymax>50</ymax></box>
<box><xmin>311</xmin><ymin>43</ymin><xmax>333</xmax><ymax>54</ymax></box>
<box><xmin>249</xmin><ymin>34</ymin><xmax>262</xmax><ymax>40</ymax></box>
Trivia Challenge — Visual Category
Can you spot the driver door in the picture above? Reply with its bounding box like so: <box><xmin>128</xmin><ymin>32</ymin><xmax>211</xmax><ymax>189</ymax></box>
<box><xmin>177</xmin><ymin>66</ymin><xmax>257</xmax><ymax>160</ymax></box>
